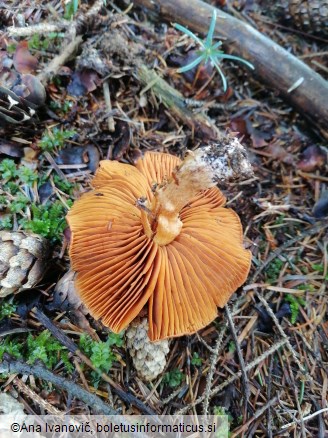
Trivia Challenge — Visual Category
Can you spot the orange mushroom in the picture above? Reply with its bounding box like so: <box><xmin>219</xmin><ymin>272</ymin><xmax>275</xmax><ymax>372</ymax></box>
<box><xmin>67</xmin><ymin>143</ymin><xmax>252</xmax><ymax>341</ymax></box>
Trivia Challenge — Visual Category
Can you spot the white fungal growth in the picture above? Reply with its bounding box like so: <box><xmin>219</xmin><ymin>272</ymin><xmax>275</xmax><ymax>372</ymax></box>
<box><xmin>194</xmin><ymin>137</ymin><xmax>254</xmax><ymax>183</ymax></box>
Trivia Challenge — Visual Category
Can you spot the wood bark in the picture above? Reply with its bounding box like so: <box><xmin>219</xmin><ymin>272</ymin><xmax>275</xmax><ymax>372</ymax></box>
<box><xmin>136</xmin><ymin>64</ymin><xmax>218</xmax><ymax>138</ymax></box>
<box><xmin>133</xmin><ymin>0</ymin><xmax>328</xmax><ymax>135</ymax></box>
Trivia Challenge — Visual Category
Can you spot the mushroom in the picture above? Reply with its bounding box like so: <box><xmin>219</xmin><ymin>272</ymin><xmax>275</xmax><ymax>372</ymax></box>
<box><xmin>67</xmin><ymin>140</ymin><xmax>252</xmax><ymax>341</ymax></box>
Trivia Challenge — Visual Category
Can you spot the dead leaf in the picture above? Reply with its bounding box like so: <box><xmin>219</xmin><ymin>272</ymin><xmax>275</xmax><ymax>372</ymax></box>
<box><xmin>0</xmin><ymin>139</ymin><xmax>25</xmax><ymax>157</ymax></box>
<box><xmin>12</xmin><ymin>74</ymin><xmax>46</xmax><ymax>107</ymax></box>
<box><xmin>55</xmin><ymin>144</ymin><xmax>100</xmax><ymax>173</ymax></box>
<box><xmin>230</xmin><ymin>117</ymin><xmax>248</xmax><ymax>136</ymax></box>
<box><xmin>297</xmin><ymin>145</ymin><xmax>327</xmax><ymax>172</ymax></box>
<box><xmin>266</xmin><ymin>141</ymin><xmax>295</xmax><ymax>165</ymax></box>
<box><xmin>112</xmin><ymin>120</ymin><xmax>131</xmax><ymax>160</ymax></box>
<box><xmin>313</xmin><ymin>191</ymin><xmax>328</xmax><ymax>218</ymax></box>
<box><xmin>67</xmin><ymin>69</ymin><xmax>101</xmax><ymax>96</ymax></box>
<box><xmin>13</xmin><ymin>41</ymin><xmax>38</xmax><ymax>74</ymax></box>
<box><xmin>51</xmin><ymin>270</ymin><xmax>88</xmax><ymax>313</ymax></box>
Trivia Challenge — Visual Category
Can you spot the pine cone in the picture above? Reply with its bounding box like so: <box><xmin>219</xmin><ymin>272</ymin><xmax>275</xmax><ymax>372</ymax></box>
<box><xmin>268</xmin><ymin>0</ymin><xmax>328</xmax><ymax>35</ymax></box>
<box><xmin>126</xmin><ymin>318</ymin><xmax>170</xmax><ymax>381</ymax></box>
<box><xmin>0</xmin><ymin>231</ymin><xmax>49</xmax><ymax>297</ymax></box>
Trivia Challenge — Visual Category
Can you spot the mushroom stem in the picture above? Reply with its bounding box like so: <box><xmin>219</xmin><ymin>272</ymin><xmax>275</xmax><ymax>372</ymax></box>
<box><xmin>141</xmin><ymin>137</ymin><xmax>253</xmax><ymax>245</ymax></box>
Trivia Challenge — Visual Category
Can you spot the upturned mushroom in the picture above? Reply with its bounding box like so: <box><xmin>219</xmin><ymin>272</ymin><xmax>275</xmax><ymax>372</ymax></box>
<box><xmin>67</xmin><ymin>139</ymin><xmax>252</xmax><ymax>341</ymax></box>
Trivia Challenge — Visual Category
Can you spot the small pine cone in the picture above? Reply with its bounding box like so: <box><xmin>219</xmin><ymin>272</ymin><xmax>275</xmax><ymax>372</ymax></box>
<box><xmin>126</xmin><ymin>318</ymin><xmax>170</xmax><ymax>381</ymax></box>
<box><xmin>269</xmin><ymin>0</ymin><xmax>328</xmax><ymax>36</ymax></box>
<box><xmin>0</xmin><ymin>231</ymin><xmax>49</xmax><ymax>297</ymax></box>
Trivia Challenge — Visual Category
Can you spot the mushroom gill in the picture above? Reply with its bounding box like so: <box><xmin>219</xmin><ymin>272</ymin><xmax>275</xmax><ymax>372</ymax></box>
<box><xmin>67</xmin><ymin>150</ymin><xmax>251</xmax><ymax>341</ymax></box>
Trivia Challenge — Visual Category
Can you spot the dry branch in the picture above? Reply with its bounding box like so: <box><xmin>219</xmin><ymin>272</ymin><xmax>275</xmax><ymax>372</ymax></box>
<box><xmin>133</xmin><ymin>0</ymin><xmax>328</xmax><ymax>134</ymax></box>
<box><xmin>136</xmin><ymin>65</ymin><xmax>218</xmax><ymax>138</ymax></box>
<box><xmin>0</xmin><ymin>355</ymin><xmax>117</xmax><ymax>415</ymax></box>
<box><xmin>37</xmin><ymin>36</ymin><xmax>83</xmax><ymax>84</ymax></box>
<box><xmin>225</xmin><ymin>305</ymin><xmax>250</xmax><ymax>404</ymax></box>
<box><xmin>7</xmin><ymin>23</ymin><xmax>67</xmax><ymax>37</ymax></box>
<box><xmin>202</xmin><ymin>321</ymin><xmax>228</xmax><ymax>415</ymax></box>
<box><xmin>13</xmin><ymin>377</ymin><xmax>63</xmax><ymax>415</ymax></box>
<box><xmin>177</xmin><ymin>338</ymin><xmax>288</xmax><ymax>414</ymax></box>
<box><xmin>231</xmin><ymin>395</ymin><xmax>279</xmax><ymax>437</ymax></box>
<box><xmin>255</xmin><ymin>292</ymin><xmax>308</xmax><ymax>377</ymax></box>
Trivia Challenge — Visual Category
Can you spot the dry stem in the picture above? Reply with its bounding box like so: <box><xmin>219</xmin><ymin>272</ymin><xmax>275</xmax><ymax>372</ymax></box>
<box><xmin>177</xmin><ymin>338</ymin><xmax>288</xmax><ymax>414</ymax></box>
<box><xmin>225</xmin><ymin>304</ymin><xmax>250</xmax><ymax>403</ymax></box>
<box><xmin>202</xmin><ymin>321</ymin><xmax>228</xmax><ymax>415</ymax></box>
<box><xmin>7</xmin><ymin>23</ymin><xmax>67</xmax><ymax>37</ymax></box>
<box><xmin>37</xmin><ymin>36</ymin><xmax>83</xmax><ymax>84</ymax></box>
<box><xmin>1</xmin><ymin>356</ymin><xmax>117</xmax><ymax>415</ymax></box>
<box><xmin>13</xmin><ymin>377</ymin><xmax>63</xmax><ymax>415</ymax></box>
<box><xmin>255</xmin><ymin>292</ymin><xmax>308</xmax><ymax>377</ymax></box>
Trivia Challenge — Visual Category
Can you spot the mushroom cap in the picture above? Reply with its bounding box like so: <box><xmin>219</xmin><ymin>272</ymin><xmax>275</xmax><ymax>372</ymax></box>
<box><xmin>67</xmin><ymin>152</ymin><xmax>251</xmax><ymax>341</ymax></box>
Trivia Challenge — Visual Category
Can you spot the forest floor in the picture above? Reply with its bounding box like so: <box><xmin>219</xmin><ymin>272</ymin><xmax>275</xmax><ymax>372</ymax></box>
<box><xmin>0</xmin><ymin>0</ymin><xmax>327</xmax><ymax>436</ymax></box>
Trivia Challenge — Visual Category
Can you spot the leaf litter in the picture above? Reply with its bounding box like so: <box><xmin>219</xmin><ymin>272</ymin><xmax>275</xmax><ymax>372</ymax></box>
<box><xmin>0</xmin><ymin>0</ymin><xmax>327</xmax><ymax>436</ymax></box>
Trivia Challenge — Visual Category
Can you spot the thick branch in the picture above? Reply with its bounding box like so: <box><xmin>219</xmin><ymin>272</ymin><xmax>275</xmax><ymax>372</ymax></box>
<box><xmin>0</xmin><ymin>356</ymin><xmax>117</xmax><ymax>415</ymax></box>
<box><xmin>133</xmin><ymin>0</ymin><xmax>328</xmax><ymax>134</ymax></box>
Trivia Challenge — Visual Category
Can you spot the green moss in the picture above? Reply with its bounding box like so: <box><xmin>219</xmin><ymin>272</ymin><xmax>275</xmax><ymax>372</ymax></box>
<box><xmin>39</xmin><ymin>128</ymin><xmax>76</xmax><ymax>152</ymax></box>
<box><xmin>0</xmin><ymin>159</ymin><xmax>17</xmax><ymax>181</ymax></box>
<box><xmin>79</xmin><ymin>333</ymin><xmax>123</xmax><ymax>387</ymax></box>
<box><xmin>0</xmin><ymin>301</ymin><xmax>16</xmax><ymax>321</ymax></box>
<box><xmin>0</xmin><ymin>330</ymin><xmax>73</xmax><ymax>373</ymax></box>
<box><xmin>0</xmin><ymin>158</ymin><xmax>76</xmax><ymax>242</ymax></box>
<box><xmin>285</xmin><ymin>294</ymin><xmax>306</xmax><ymax>324</ymax></box>
<box><xmin>9</xmin><ymin>194</ymin><xmax>30</xmax><ymax>213</ymax></box>
<box><xmin>0</xmin><ymin>338</ymin><xmax>23</xmax><ymax>360</ymax></box>
<box><xmin>0</xmin><ymin>217</ymin><xmax>12</xmax><ymax>229</ymax></box>
<box><xmin>191</xmin><ymin>352</ymin><xmax>203</xmax><ymax>367</ymax></box>
<box><xmin>162</xmin><ymin>368</ymin><xmax>185</xmax><ymax>388</ymax></box>
<box><xmin>21</xmin><ymin>201</ymin><xmax>71</xmax><ymax>242</ymax></box>
<box><xmin>266</xmin><ymin>258</ymin><xmax>284</xmax><ymax>283</ymax></box>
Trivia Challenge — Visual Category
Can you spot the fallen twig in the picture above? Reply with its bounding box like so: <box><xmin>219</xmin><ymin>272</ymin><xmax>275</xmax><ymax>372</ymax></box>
<box><xmin>133</xmin><ymin>0</ymin><xmax>328</xmax><ymax>135</ymax></box>
<box><xmin>177</xmin><ymin>338</ymin><xmax>288</xmax><ymax>414</ymax></box>
<box><xmin>37</xmin><ymin>36</ymin><xmax>83</xmax><ymax>84</ymax></box>
<box><xmin>13</xmin><ymin>377</ymin><xmax>63</xmax><ymax>415</ymax></box>
<box><xmin>33</xmin><ymin>0</ymin><xmax>104</xmax><ymax>84</ymax></box>
<box><xmin>136</xmin><ymin>65</ymin><xmax>218</xmax><ymax>139</ymax></box>
<box><xmin>231</xmin><ymin>395</ymin><xmax>279</xmax><ymax>437</ymax></box>
<box><xmin>251</xmin><ymin>222</ymin><xmax>328</xmax><ymax>283</ymax></box>
<box><xmin>7</xmin><ymin>22</ymin><xmax>67</xmax><ymax>37</ymax></box>
<box><xmin>280</xmin><ymin>408</ymin><xmax>328</xmax><ymax>431</ymax></box>
<box><xmin>266</xmin><ymin>355</ymin><xmax>274</xmax><ymax>438</ymax></box>
<box><xmin>202</xmin><ymin>321</ymin><xmax>228</xmax><ymax>415</ymax></box>
<box><xmin>225</xmin><ymin>305</ymin><xmax>250</xmax><ymax>406</ymax></box>
<box><xmin>103</xmin><ymin>81</ymin><xmax>115</xmax><ymax>132</ymax></box>
<box><xmin>1</xmin><ymin>355</ymin><xmax>117</xmax><ymax>415</ymax></box>
<box><xmin>255</xmin><ymin>292</ymin><xmax>308</xmax><ymax>377</ymax></box>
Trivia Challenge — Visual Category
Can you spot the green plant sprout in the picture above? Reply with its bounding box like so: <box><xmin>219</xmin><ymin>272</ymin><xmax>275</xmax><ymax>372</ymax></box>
<box><xmin>64</xmin><ymin>0</ymin><xmax>79</xmax><ymax>20</ymax></box>
<box><xmin>173</xmin><ymin>9</ymin><xmax>254</xmax><ymax>92</ymax></box>
<box><xmin>191</xmin><ymin>352</ymin><xmax>203</xmax><ymax>367</ymax></box>
<box><xmin>78</xmin><ymin>333</ymin><xmax>123</xmax><ymax>387</ymax></box>
<box><xmin>0</xmin><ymin>302</ymin><xmax>16</xmax><ymax>321</ymax></box>
<box><xmin>39</xmin><ymin>127</ymin><xmax>76</xmax><ymax>152</ymax></box>
<box><xmin>162</xmin><ymin>368</ymin><xmax>185</xmax><ymax>388</ymax></box>
<box><xmin>285</xmin><ymin>294</ymin><xmax>306</xmax><ymax>324</ymax></box>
